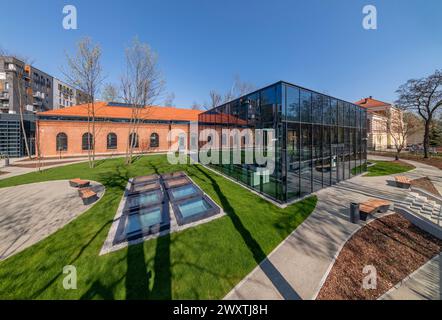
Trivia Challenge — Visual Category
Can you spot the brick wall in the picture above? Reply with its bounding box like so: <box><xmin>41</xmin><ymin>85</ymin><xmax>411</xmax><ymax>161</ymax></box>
<box><xmin>37</xmin><ymin>120</ymin><xmax>190</xmax><ymax>157</ymax></box>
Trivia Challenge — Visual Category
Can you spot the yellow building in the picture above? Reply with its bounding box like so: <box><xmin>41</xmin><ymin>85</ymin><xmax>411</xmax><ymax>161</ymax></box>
<box><xmin>355</xmin><ymin>97</ymin><xmax>404</xmax><ymax>151</ymax></box>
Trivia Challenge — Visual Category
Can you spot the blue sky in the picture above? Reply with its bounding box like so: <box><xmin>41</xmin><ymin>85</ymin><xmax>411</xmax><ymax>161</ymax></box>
<box><xmin>1</xmin><ymin>0</ymin><xmax>441</xmax><ymax>108</ymax></box>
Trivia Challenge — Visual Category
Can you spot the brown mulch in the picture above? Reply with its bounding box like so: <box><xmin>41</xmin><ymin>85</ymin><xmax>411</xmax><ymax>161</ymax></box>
<box><xmin>411</xmin><ymin>177</ymin><xmax>441</xmax><ymax>196</ymax></box>
<box><xmin>316</xmin><ymin>214</ymin><xmax>442</xmax><ymax>300</ymax></box>
<box><xmin>0</xmin><ymin>171</ymin><xmax>9</xmax><ymax>175</ymax></box>
<box><xmin>11</xmin><ymin>160</ymin><xmax>78</xmax><ymax>168</ymax></box>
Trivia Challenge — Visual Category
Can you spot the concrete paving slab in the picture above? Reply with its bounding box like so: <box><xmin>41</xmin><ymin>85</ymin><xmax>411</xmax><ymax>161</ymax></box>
<box><xmin>0</xmin><ymin>180</ymin><xmax>104</xmax><ymax>260</ymax></box>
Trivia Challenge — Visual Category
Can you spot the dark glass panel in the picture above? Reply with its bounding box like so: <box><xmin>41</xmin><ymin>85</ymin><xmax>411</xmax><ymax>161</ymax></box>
<box><xmin>287</xmin><ymin>122</ymin><xmax>300</xmax><ymax>200</ymax></box>
<box><xmin>312</xmin><ymin>125</ymin><xmax>323</xmax><ymax>192</ymax></box>
<box><xmin>286</xmin><ymin>86</ymin><xmax>300</xmax><ymax>122</ymax></box>
<box><xmin>312</xmin><ymin>93</ymin><xmax>322</xmax><ymax>124</ymax></box>
<box><xmin>300</xmin><ymin>90</ymin><xmax>311</xmax><ymax>123</ymax></box>
<box><xmin>300</xmin><ymin>124</ymin><xmax>312</xmax><ymax>196</ymax></box>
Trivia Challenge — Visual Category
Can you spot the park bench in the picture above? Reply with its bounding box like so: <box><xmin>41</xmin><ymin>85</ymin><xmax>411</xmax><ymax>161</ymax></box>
<box><xmin>69</xmin><ymin>178</ymin><xmax>90</xmax><ymax>188</ymax></box>
<box><xmin>78</xmin><ymin>187</ymin><xmax>98</xmax><ymax>205</ymax></box>
<box><xmin>359</xmin><ymin>198</ymin><xmax>392</xmax><ymax>220</ymax></box>
<box><xmin>395</xmin><ymin>176</ymin><xmax>411</xmax><ymax>189</ymax></box>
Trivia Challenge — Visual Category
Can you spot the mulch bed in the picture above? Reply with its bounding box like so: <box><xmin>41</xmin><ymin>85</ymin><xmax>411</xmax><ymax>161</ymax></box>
<box><xmin>0</xmin><ymin>171</ymin><xmax>9</xmax><ymax>175</ymax></box>
<box><xmin>411</xmin><ymin>177</ymin><xmax>441</xmax><ymax>196</ymax></box>
<box><xmin>316</xmin><ymin>214</ymin><xmax>442</xmax><ymax>300</ymax></box>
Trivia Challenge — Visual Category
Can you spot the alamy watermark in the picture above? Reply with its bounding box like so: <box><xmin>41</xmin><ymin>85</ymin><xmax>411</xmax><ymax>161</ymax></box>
<box><xmin>167</xmin><ymin>123</ymin><xmax>276</xmax><ymax>175</ymax></box>
<box><xmin>62</xmin><ymin>265</ymin><xmax>77</xmax><ymax>290</ymax></box>
<box><xmin>62</xmin><ymin>5</ymin><xmax>78</xmax><ymax>30</ymax></box>
<box><xmin>362</xmin><ymin>5</ymin><xmax>377</xmax><ymax>30</ymax></box>
<box><xmin>362</xmin><ymin>265</ymin><xmax>377</xmax><ymax>290</ymax></box>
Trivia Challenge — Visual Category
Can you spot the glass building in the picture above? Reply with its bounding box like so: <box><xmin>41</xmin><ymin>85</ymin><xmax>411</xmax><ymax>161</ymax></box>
<box><xmin>198</xmin><ymin>81</ymin><xmax>367</xmax><ymax>204</ymax></box>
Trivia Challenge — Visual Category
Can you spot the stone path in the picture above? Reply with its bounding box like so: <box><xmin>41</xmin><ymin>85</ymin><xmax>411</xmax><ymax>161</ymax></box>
<box><xmin>381</xmin><ymin>253</ymin><xmax>441</xmax><ymax>300</ymax></box>
<box><xmin>0</xmin><ymin>180</ymin><xmax>104</xmax><ymax>260</ymax></box>
<box><xmin>225</xmin><ymin>156</ymin><xmax>441</xmax><ymax>300</ymax></box>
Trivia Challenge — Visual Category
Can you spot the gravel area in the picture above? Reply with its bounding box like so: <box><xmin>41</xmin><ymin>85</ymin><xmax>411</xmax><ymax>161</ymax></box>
<box><xmin>317</xmin><ymin>213</ymin><xmax>442</xmax><ymax>300</ymax></box>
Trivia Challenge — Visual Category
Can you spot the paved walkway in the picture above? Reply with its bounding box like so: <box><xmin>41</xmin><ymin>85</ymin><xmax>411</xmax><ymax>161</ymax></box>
<box><xmin>225</xmin><ymin>156</ymin><xmax>441</xmax><ymax>300</ymax></box>
<box><xmin>0</xmin><ymin>158</ymin><xmax>88</xmax><ymax>180</ymax></box>
<box><xmin>381</xmin><ymin>253</ymin><xmax>442</xmax><ymax>300</ymax></box>
<box><xmin>0</xmin><ymin>180</ymin><xmax>105</xmax><ymax>260</ymax></box>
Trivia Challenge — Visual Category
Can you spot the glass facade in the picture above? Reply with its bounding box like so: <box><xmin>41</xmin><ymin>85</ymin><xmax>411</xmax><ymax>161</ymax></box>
<box><xmin>198</xmin><ymin>81</ymin><xmax>367</xmax><ymax>203</ymax></box>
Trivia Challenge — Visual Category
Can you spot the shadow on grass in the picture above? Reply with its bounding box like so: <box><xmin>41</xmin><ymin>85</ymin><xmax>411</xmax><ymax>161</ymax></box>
<box><xmin>31</xmin><ymin>219</ymin><xmax>113</xmax><ymax>299</ymax></box>
<box><xmin>194</xmin><ymin>165</ymin><xmax>301</xmax><ymax>300</ymax></box>
<box><xmin>98</xmin><ymin>165</ymin><xmax>129</xmax><ymax>190</ymax></box>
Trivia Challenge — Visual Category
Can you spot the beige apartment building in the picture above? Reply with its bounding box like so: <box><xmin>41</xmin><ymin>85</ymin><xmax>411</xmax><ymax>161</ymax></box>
<box><xmin>355</xmin><ymin>96</ymin><xmax>407</xmax><ymax>151</ymax></box>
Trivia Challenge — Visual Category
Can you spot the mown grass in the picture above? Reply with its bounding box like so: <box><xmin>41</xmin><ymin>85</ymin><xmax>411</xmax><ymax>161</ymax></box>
<box><xmin>0</xmin><ymin>155</ymin><xmax>316</xmax><ymax>299</ymax></box>
<box><xmin>365</xmin><ymin>160</ymin><xmax>415</xmax><ymax>177</ymax></box>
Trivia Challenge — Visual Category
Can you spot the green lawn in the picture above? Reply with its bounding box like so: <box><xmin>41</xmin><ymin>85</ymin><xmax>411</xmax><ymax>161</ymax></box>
<box><xmin>0</xmin><ymin>155</ymin><xmax>316</xmax><ymax>299</ymax></box>
<box><xmin>364</xmin><ymin>160</ymin><xmax>415</xmax><ymax>177</ymax></box>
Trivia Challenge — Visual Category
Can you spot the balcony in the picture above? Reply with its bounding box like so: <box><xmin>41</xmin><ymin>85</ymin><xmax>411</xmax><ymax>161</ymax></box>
<box><xmin>33</xmin><ymin>91</ymin><xmax>43</xmax><ymax>99</ymax></box>
<box><xmin>0</xmin><ymin>93</ymin><xmax>9</xmax><ymax>100</ymax></box>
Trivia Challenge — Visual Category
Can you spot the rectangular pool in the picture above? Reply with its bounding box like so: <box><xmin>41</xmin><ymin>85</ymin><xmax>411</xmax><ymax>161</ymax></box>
<box><xmin>125</xmin><ymin>189</ymin><xmax>163</xmax><ymax>211</ymax></box>
<box><xmin>132</xmin><ymin>174</ymin><xmax>160</xmax><ymax>185</ymax></box>
<box><xmin>129</xmin><ymin>180</ymin><xmax>161</xmax><ymax>194</ymax></box>
<box><xmin>172</xmin><ymin>195</ymin><xmax>220</xmax><ymax>225</ymax></box>
<box><xmin>164</xmin><ymin>177</ymin><xmax>191</xmax><ymax>189</ymax></box>
<box><xmin>161</xmin><ymin>171</ymin><xmax>185</xmax><ymax>181</ymax></box>
<box><xmin>115</xmin><ymin>204</ymin><xmax>169</xmax><ymax>243</ymax></box>
<box><xmin>167</xmin><ymin>184</ymin><xmax>202</xmax><ymax>202</ymax></box>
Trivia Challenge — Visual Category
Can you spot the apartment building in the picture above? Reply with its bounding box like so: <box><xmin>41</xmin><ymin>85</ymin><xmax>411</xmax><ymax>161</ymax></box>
<box><xmin>53</xmin><ymin>78</ymin><xmax>90</xmax><ymax>109</ymax></box>
<box><xmin>0</xmin><ymin>55</ymin><xmax>88</xmax><ymax>157</ymax></box>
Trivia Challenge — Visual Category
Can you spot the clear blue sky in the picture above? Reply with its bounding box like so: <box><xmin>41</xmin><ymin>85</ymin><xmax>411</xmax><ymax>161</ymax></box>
<box><xmin>1</xmin><ymin>0</ymin><xmax>441</xmax><ymax>108</ymax></box>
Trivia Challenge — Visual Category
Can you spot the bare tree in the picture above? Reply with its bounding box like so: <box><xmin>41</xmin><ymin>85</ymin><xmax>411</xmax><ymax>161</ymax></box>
<box><xmin>208</xmin><ymin>90</ymin><xmax>222</xmax><ymax>109</ymax></box>
<box><xmin>224</xmin><ymin>75</ymin><xmax>256</xmax><ymax>103</ymax></box>
<box><xmin>396</xmin><ymin>69</ymin><xmax>442</xmax><ymax>158</ymax></box>
<box><xmin>164</xmin><ymin>92</ymin><xmax>175</xmax><ymax>106</ymax></box>
<box><xmin>191</xmin><ymin>101</ymin><xmax>201</xmax><ymax>110</ymax></box>
<box><xmin>63</xmin><ymin>37</ymin><xmax>104</xmax><ymax>168</ymax></box>
<box><xmin>388</xmin><ymin>109</ymin><xmax>422</xmax><ymax>160</ymax></box>
<box><xmin>101</xmin><ymin>83</ymin><xmax>119</xmax><ymax>102</ymax></box>
<box><xmin>121</xmin><ymin>38</ymin><xmax>164</xmax><ymax>165</ymax></box>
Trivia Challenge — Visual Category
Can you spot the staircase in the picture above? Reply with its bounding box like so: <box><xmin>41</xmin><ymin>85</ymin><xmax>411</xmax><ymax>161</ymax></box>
<box><xmin>400</xmin><ymin>192</ymin><xmax>442</xmax><ymax>227</ymax></box>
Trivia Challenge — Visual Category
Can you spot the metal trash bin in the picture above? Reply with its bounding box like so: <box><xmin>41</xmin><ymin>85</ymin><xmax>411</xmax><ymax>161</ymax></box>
<box><xmin>350</xmin><ymin>202</ymin><xmax>360</xmax><ymax>224</ymax></box>
<box><xmin>4</xmin><ymin>157</ymin><xmax>9</xmax><ymax>167</ymax></box>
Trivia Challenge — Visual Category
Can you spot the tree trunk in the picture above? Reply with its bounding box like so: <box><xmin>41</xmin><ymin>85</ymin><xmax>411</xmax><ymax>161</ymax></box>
<box><xmin>16</xmin><ymin>76</ymin><xmax>32</xmax><ymax>159</ymax></box>
<box><xmin>423</xmin><ymin>120</ymin><xmax>431</xmax><ymax>159</ymax></box>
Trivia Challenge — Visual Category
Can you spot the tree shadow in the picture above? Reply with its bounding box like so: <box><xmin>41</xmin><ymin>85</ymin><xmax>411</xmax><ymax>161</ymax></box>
<box><xmin>31</xmin><ymin>220</ymin><xmax>113</xmax><ymax>298</ymax></box>
<box><xmin>150</xmin><ymin>232</ymin><xmax>172</xmax><ymax>299</ymax></box>
<box><xmin>98</xmin><ymin>164</ymin><xmax>129</xmax><ymax>190</ymax></box>
<box><xmin>125</xmin><ymin>242</ymin><xmax>150</xmax><ymax>299</ymax></box>
<box><xmin>194</xmin><ymin>165</ymin><xmax>301</xmax><ymax>299</ymax></box>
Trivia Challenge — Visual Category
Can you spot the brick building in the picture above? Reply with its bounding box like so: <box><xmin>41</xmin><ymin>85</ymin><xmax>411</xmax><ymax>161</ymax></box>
<box><xmin>36</xmin><ymin>102</ymin><xmax>201</xmax><ymax>158</ymax></box>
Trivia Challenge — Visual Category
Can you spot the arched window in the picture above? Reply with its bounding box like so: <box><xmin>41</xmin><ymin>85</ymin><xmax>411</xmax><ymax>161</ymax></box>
<box><xmin>56</xmin><ymin>133</ymin><xmax>67</xmax><ymax>151</ymax></box>
<box><xmin>150</xmin><ymin>132</ymin><xmax>159</xmax><ymax>147</ymax></box>
<box><xmin>82</xmin><ymin>132</ymin><xmax>94</xmax><ymax>150</ymax></box>
<box><xmin>107</xmin><ymin>133</ymin><xmax>117</xmax><ymax>149</ymax></box>
<box><xmin>129</xmin><ymin>132</ymin><xmax>139</xmax><ymax>148</ymax></box>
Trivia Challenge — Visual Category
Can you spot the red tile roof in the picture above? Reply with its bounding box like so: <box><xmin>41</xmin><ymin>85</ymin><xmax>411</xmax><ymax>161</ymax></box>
<box><xmin>38</xmin><ymin>102</ymin><xmax>202</xmax><ymax>121</ymax></box>
<box><xmin>354</xmin><ymin>97</ymin><xmax>391</xmax><ymax>109</ymax></box>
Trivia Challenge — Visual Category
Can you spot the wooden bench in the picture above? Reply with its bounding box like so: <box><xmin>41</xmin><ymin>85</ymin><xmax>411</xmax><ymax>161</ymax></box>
<box><xmin>78</xmin><ymin>187</ymin><xmax>98</xmax><ymax>205</ymax></box>
<box><xmin>69</xmin><ymin>178</ymin><xmax>90</xmax><ymax>188</ymax></box>
<box><xmin>359</xmin><ymin>198</ymin><xmax>392</xmax><ymax>220</ymax></box>
<box><xmin>395</xmin><ymin>176</ymin><xmax>411</xmax><ymax>189</ymax></box>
